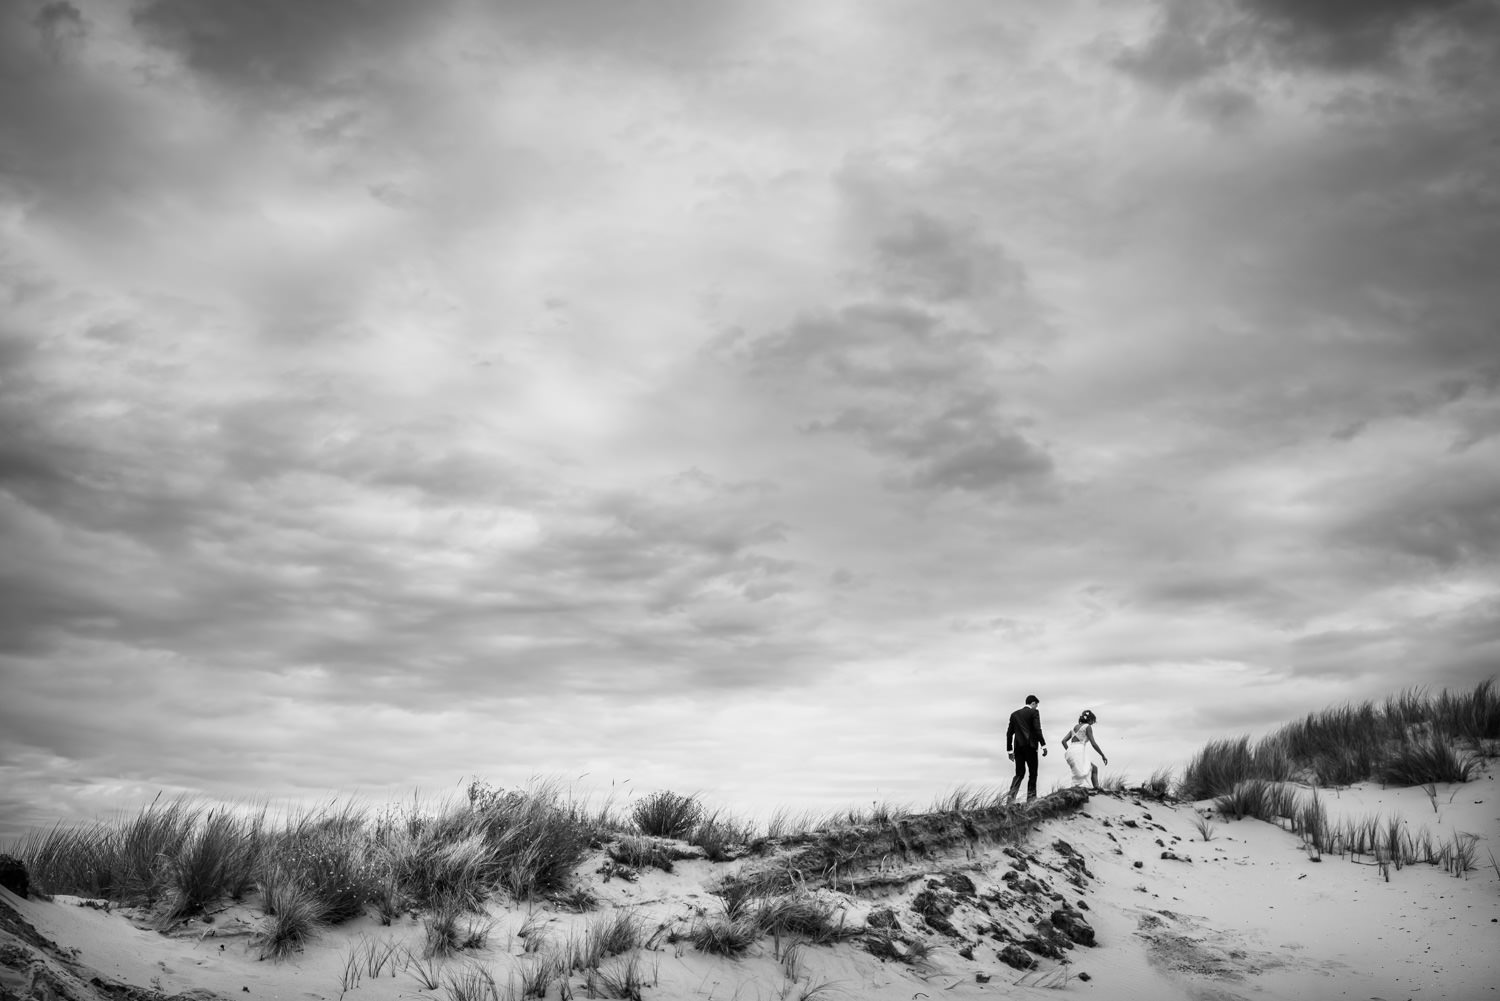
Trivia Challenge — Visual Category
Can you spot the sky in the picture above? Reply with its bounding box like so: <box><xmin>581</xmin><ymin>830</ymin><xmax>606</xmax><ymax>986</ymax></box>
<box><xmin>2</xmin><ymin>0</ymin><xmax>1498</xmax><ymax>840</ymax></box>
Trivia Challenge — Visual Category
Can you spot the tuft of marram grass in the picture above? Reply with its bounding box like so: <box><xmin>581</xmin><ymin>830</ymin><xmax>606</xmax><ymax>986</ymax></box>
<box><xmin>1177</xmin><ymin>680</ymin><xmax>1497</xmax><ymax>800</ymax></box>
<box><xmin>586</xmin><ymin>950</ymin><xmax>655</xmax><ymax>1000</ymax></box>
<box><xmin>631</xmin><ymin>790</ymin><xmax>703</xmax><ymax>839</ymax></box>
<box><xmin>159</xmin><ymin>808</ymin><xmax>263</xmax><ymax>923</ymax></box>
<box><xmin>256</xmin><ymin>871</ymin><xmax>325</xmax><ymax>961</ymax></box>
<box><xmin>440</xmin><ymin>962</ymin><xmax>501</xmax><ymax>1001</ymax></box>
<box><xmin>754</xmin><ymin>892</ymin><xmax>851</xmax><ymax>945</ymax></box>
<box><xmin>691</xmin><ymin>914</ymin><xmax>760</xmax><ymax>956</ymax></box>
<box><xmin>1379</xmin><ymin>732</ymin><xmax>1480</xmax><ymax>786</ymax></box>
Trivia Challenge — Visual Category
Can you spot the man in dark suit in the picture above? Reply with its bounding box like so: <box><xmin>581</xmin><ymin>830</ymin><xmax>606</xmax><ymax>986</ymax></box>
<box><xmin>1005</xmin><ymin>694</ymin><xmax>1048</xmax><ymax>803</ymax></box>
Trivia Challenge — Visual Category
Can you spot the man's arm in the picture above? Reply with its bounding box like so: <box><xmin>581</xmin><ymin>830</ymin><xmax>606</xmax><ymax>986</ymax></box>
<box><xmin>1005</xmin><ymin>713</ymin><xmax>1016</xmax><ymax>752</ymax></box>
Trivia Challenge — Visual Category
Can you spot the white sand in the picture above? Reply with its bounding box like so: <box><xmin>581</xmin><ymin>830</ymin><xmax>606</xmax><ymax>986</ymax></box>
<box><xmin>7</xmin><ymin>767</ymin><xmax>1498</xmax><ymax>1001</ymax></box>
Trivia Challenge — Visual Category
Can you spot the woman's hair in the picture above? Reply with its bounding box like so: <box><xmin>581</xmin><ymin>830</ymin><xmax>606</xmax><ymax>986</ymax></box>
<box><xmin>1078</xmin><ymin>710</ymin><xmax>1097</xmax><ymax>724</ymax></box>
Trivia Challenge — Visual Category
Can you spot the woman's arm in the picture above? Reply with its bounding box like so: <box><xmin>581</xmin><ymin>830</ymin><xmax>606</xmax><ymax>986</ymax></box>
<box><xmin>1087</xmin><ymin>726</ymin><xmax>1107</xmax><ymax>763</ymax></box>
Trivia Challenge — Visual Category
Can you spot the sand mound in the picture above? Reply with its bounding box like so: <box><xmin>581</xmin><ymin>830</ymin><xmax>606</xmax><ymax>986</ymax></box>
<box><xmin>5</xmin><ymin>773</ymin><xmax>1497</xmax><ymax>1001</ymax></box>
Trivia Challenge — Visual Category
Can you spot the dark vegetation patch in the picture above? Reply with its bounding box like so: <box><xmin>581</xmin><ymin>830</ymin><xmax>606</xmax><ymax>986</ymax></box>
<box><xmin>1179</xmin><ymin>680</ymin><xmax>1497</xmax><ymax>800</ymax></box>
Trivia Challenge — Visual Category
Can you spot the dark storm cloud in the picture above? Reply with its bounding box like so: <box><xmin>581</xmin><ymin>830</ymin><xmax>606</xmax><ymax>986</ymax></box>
<box><xmin>1116</xmin><ymin>0</ymin><xmax>1499</xmax><ymax>89</ymax></box>
<box><xmin>1133</xmin><ymin>572</ymin><xmax>1300</xmax><ymax>619</ymax></box>
<box><xmin>808</xmin><ymin>397</ymin><xmax>1054</xmax><ymax>496</ymax></box>
<box><xmin>1112</xmin><ymin>1</ymin><xmax>1243</xmax><ymax>88</ymax></box>
<box><xmin>132</xmin><ymin>0</ymin><xmax>752</xmax><ymax>99</ymax></box>
<box><xmin>1233</xmin><ymin>0</ymin><xmax>1493</xmax><ymax>71</ymax></box>
<box><xmin>0</xmin><ymin>348</ymin><xmax>817</xmax><ymax>716</ymax></box>
<box><xmin>131</xmin><ymin>0</ymin><xmax>452</xmax><ymax>96</ymax></box>
<box><xmin>1331</xmin><ymin>466</ymin><xmax>1500</xmax><ymax>570</ymax></box>
<box><xmin>721</xmin><ymin>204</ymin><xmax>1057</xmax><ymax>498</ymax></box>
<box><xmin>736</xmin><ymin>303</ymin><xmax>1055</xmax><ymax>497</ymax></box>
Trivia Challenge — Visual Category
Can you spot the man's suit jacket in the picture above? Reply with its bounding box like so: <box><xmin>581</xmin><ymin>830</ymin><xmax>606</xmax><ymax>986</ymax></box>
<box><xmin>1007</xmin><ymin>705</ymin><xmax>1046</xmax><ymax>751</ymax></box>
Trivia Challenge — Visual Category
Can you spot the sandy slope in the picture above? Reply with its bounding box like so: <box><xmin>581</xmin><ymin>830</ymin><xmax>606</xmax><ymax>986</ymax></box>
<box><xmin>5</xmin><ymin>770</ymin><xmax>1497</xmax><ymax>1001</ymax></box>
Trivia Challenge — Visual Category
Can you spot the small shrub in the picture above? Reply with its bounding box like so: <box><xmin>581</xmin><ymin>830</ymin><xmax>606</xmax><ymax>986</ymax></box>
<box><xmin>691</xmin><ymin>915</ymin><xmax>758</xmax><ymax>956</ymax></box>
<box><xmin>1192</xmin><ymin>814</ymin><xmax>1215</xmax><ymax>842</ymax></box>
<box><xmin>632</xmin><ymin>791</ymin><xmax>702</xmax><ymax>839</ymax></box>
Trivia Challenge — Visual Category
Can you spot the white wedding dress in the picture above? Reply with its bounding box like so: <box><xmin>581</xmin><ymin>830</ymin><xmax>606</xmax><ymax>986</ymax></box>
<box><xmin>1063</xmin><ymin>723</ymin><xmax>1094</xmax><ymax>786</ymax></box>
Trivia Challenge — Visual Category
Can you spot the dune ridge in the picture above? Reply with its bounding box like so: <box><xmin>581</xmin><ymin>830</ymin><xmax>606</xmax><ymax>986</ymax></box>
<box><xmin>4</xmin><ymin>765</ymin><xmax>1497</xmax><ymax>1001</ymax></box>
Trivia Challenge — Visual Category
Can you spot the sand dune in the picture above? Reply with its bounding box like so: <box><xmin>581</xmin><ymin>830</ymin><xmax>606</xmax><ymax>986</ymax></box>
<box><xmin>4</xmin><ymin>770</ymin><xmax>1497</xmax><ymax>1001</ymax></box>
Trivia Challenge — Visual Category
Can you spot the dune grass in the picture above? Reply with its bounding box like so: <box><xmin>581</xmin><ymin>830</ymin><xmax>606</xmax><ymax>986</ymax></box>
<box><xmin>631</xmin><ymin>790</ymin><xmax>702</xmax><ymax>839</ymax></box>
<box><xmin>1206</xmin><ymin>778</ymin><xmax>1484</xmax><ymax>880</ymax></box>
<box><xmin>17</xmin><ymin>684</ymin><xmax>1489</xmax><ymax>944</ymax></box>
<box><xmin>12</xmin><ymin>781</ymin><xmax>607</xmax><ymax>925</ymax></box>
<box><xmin>1180</xmin><ymin>679</ymin><xmax>1498</xmax><ymax>800</ymax></box>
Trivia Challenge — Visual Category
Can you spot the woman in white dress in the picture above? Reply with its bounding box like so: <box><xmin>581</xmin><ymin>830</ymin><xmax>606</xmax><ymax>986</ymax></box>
<box><xmin>1061</xmin><ymin>710</ymin><xmax>1108</xmax><ymax>791</ymax></box>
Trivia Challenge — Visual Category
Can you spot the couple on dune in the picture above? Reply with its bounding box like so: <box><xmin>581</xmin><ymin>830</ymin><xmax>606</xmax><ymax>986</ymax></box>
<box><xmin>1004</xmin><ymin>694</ymin><xmax>1108</xmax><ymax>803</ymax></box>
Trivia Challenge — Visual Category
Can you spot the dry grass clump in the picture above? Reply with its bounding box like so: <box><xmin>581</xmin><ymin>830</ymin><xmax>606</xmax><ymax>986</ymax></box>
<box><xmin>582</xmin><ymin>950</ymin><xmax>655</xmax><ymax>1000</ymax></box>
<box><xmin>1142</xmin><ymin>768</ymin><xmax>1174</xmax><ymax>799</ymax></box>
<box><xmin>421</xmin><ymin>894</ymin><xmax>494</xmax><ymax>958</ymax></box>
<box><xmin>631</xmin><ymin>790</ymin><xmax>703</xmax><ymax>839</ymax></box>
<box><xmin>1212</xmin><ymin>779</ymin><xmax>1275</xmax><ymax>821</ymax></box>
<box><xmin>689</xmin><ymin>809</ymin><xmax>757</xmax><ymax>861</ymax></box>
<box><xmin>256</xmin><ymin>868</ymin><xmax>326</xmax><ymax>960</ymax></box>
<box><xmin>753</xmin><ymin>891</ymin><xmax>852</xmax><ymax>945</ymax></box>
<box><xmin>16</xmin><ymin>796</ymin><xmax>202</xmax><ymax>903</ymax></box>
<box><xmin>12</xmin><ymin>779</ymin><xmax>607</xmax><ymax>935</ymax></box>
<box><xmin>690</xmin><ymin>913</ymin><xmax>760</xmax><ymax>956</ymax></box>
<box><xmin>1179</xmin><ymin>680</ymin><xmax>1498</xmax><ymax>800</ymax></box>
<box><xmin>1379</xmin><ymin>734</ymin><xmax>1480</xmax><ymax>786</ymax></box>
<box><xmin>274</xmin><ymin>806</ymin><xmax>384</xmax><ymax>923</ymax></box>
<box><xmin>608</xmin><ymin>836</ymin><xmax>678</xmax><ymax>873</ymax></box>
<box><xmin>439</xmin><ymin>963</ymin><xmax>501</xmax><ymax>1001</ymax></box>
<box><xmin>160</xmin><ymin>808</ymin><xmax>263</xmax><ymax>922</ymax></box>
<box><xmin>564</xmin><ymin>909</ymin><xmax>643</xmax><ymax>971</ymax></box>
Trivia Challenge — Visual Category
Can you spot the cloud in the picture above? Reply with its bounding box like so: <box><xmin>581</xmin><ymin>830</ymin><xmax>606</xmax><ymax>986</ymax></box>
<box><xmin>1330</xmin><ymin>459</ymin><xmax>1500</xmax><ymax>570</ymax></box>
<box><xmin>715</xmin><ymin>190</ymin><xmax>1058</xmax><ymax>499</ymax></box>
<box><xmin>2</xmin><ymin>0</ymin><xmax>1498</xmax><ymax>844</ymax></box>
<box><xmin>1233</xmin><ymin>0</ymin><xmax>1489</xmax><ymax>71</ymax></box>
<box><xmin>131</xmin><ymin>0</ymin><xmax>452</xmax><ymax>97</ymax></box>
<box><xmin>1116</xmin><ymin>0</ymin><xmax>1499</xmax><ymax>88</ymax></box>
